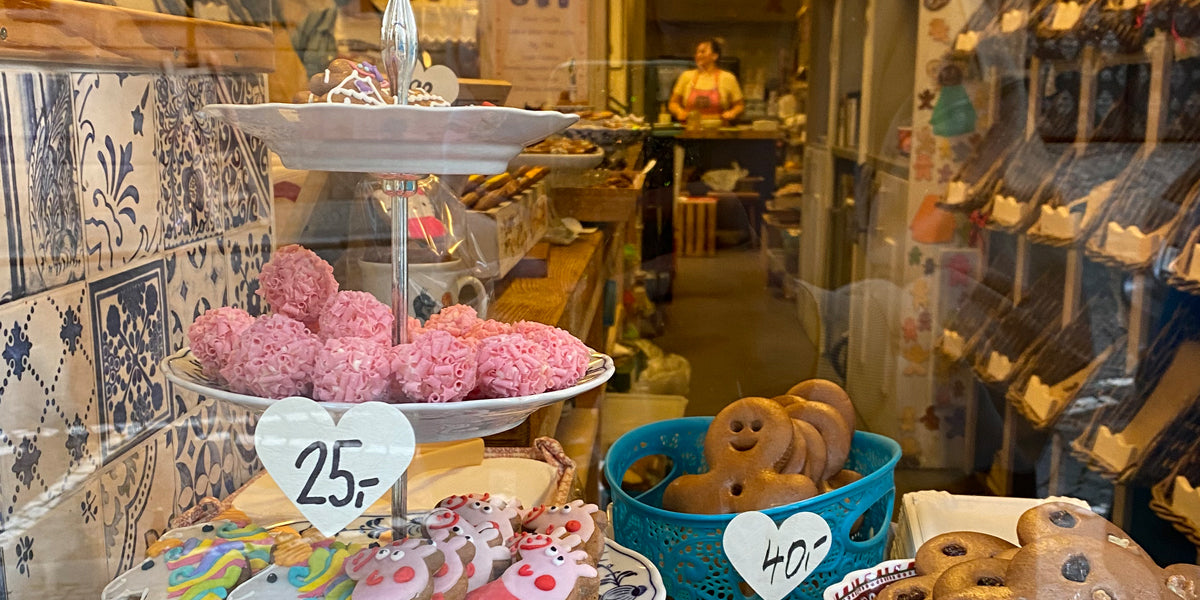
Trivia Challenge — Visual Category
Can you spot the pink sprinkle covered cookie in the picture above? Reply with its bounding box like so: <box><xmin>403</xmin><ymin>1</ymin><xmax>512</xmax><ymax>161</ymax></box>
<box><xmin>472</xmin><ymin>334</ymin><xmax>552</xmax><ymax>399</ymax></box>
<box><xmin>257</xmin><ymin>245</ymin><xmax>338</xmax><ymax>327</ymax></box>
<box><xmin>312</xmin><ymin>337</ymin><xmax>392</xmax><ymax>404</ymax></box>
<box><xmin>188</xmin><ymin>307</ymin><xmax>256</xmax><ymax>379</ymax></box>
<box><xmin>390</xmin><ymin>330</ymin><xmax>477</xmax><ymax>403</ymax></box>
<box><xmin>318</xmin><ymin>291</ymin><xmax>395</xmax><ymax>345</ymax></box>
<box><xmin>512</xmin><ymin>322</ymin><xmax>589</xmax><ymax>391</ymax></box>
<box><xmin>221</xmin><ymin>314</ymin><xmax>320</xmax><ymax>398</ymax></box>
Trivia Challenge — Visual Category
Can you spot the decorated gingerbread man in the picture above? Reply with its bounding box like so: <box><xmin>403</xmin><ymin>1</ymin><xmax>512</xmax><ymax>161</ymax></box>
<box><xmin>425</xmin><ymin>507</ymin><xmax>508</xmax><ymax>593</ymax></box>
<box><xmin>467</xmin><ymin>532</ymin><xmax>598</xmax><ymax>600</ymax></box>
<box><xmin>345</xmin><ymin>538</ymin><xmax>444</xmax><ymax>600</ymax></box>
<box><xmin>437</xmin><ymin>493</ymin><xmax>522</xmax><ymax>542</ymax></box>
<box><xmin>662</xmin><ymin>396</ymin><xmax>818</xmax><ymax>514</ymax></box>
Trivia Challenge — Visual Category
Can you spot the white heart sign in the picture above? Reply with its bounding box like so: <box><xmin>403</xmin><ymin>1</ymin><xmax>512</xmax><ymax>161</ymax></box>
<box><xmin>411</xmin><ymin>63</ymin><xmax>460</xmax><ymax>103</ymax></box>
<box><xmin>722</xmin><ymin>512</ymin><xmax>832</xmax><ymax>600</ymax></box>
<box><xmin>254</xmin><ymin>397</ymin><xmax>416</xmax><ymax>536</ymax></box>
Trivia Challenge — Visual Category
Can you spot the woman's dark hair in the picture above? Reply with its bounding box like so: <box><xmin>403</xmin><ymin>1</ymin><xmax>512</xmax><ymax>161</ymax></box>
<box><xmin>699</xmin><ymin>38</ymin><xmax>724</xmax><ymax>58</ymax></box>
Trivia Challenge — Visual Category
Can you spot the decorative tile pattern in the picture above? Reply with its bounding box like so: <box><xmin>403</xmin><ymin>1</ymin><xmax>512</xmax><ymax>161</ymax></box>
<box><xmin>220</xmin><ymin>401</ymin><xmax>262</xmax><ymax>489</ymax></box>
<box><xmin>225</xmin><ymin>225</ymin><xmax>272</xmax><ymax>317</ymax></box>
<box><xmin>0</xmin><ymin>71</ymin><xmax>86</xmax><ymax>302</ymax></box>
<box><xmin>168</xmin><ymin>398</ymin><xmax>237</xmax><ymax>517</ymax></box>
<box><xmin>165</xmin><ymin>235</ymin><xmax>228</xmax><ymax>354</ymax></box>
<box><xmin>0</xmin><ymin>480</ymin><xmax>107</xmax><ymax>598</ymax></box>
<box><xmin>89</xmin><ymin>260</ymin><xmax>170</xmax><ymax>463</ymax></box>
<box><xmin>0</xmin><ymin>485</ymin><xmax>104</xmax><ymax>597</ymax></box>
<box><xmin>155</xmin><ymin>74</ymin><xmax>221</xmax><ymax>249</ymax></box>
<box><xmin>216</xmin><ymin>75</ymin><xmax>271</xmax><ymax>231</ymax></box>
<box><xmin>0</xmin><ymin>282</ymin><xmax>100</xmax><ymax>529</ymax></box>
<box><xmin>74</xmin><ymin>73</ymin><xmax>163</xmax><ymax>275</ymax></box>
<box><xmin>99</xmin><ymin>430</ymin><xmax>174</xmax><ymax>578</ymax></box>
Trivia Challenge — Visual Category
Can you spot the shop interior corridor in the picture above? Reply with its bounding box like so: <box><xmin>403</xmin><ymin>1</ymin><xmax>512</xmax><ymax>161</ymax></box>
<box><xmin>654</xmin><ymin>247</ymin><xmax>816</xmax><ymax>417</ymax></box>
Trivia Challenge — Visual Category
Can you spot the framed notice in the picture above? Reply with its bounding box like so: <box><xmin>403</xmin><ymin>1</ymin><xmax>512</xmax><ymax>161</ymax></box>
<box><xmin>483</xmin><ymin>0</ymin><xmax>590</xmax><ymax>108</ymax></box>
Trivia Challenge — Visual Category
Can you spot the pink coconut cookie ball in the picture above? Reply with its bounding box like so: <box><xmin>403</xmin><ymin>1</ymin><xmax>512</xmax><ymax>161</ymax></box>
<box><xmin>312</xmin><ymin>337</ymin><xmax>392</xmax><ymax>404</ymax></box>
<box><xmin>257</xmin><ymin>245</ymin><xmax>338</xmax><ymax>326</ymax></box>
<box><xmin>421</xmin><ymin>304</ymin><xmax>482</xmax><ymax>337</ymax></box>
<box><xmin>188</xmin><ymin>306</ymin><xmax>256</xmax><ymax>379</ymax></box>
<box><xmin>472</xmin><ymin>333</ymin><xmax>552</xmax><ymax>399</ymax></box>
<box><xmin>221</xmin><ymin>314</ymin><xmax>319</xmax><ymax>398</ymax></box>
<box><xmin>317</xmin><ymin>290</ymin><xmax>394</xmax><ymax>345</ymax></box>
<box><xmin>464</xmin><ymin>319</ymin><xmax>513</xmax><ymax>345</ymax></box>
<box><xmin>512</xmin><ymin>321</ymin><xmax>590</xmax><ymax>390</ymax></box>
<box><xmin>390</xmin><ymin>330</ymin><xmax>476</xmax><ymax>403</ymax></box>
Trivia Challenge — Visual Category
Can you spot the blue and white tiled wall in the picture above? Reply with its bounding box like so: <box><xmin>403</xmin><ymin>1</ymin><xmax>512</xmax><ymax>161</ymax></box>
<box><xmin>0</xmin><ymin>67</ymin><xmax>272</xmax><ymax>598</ymax></box>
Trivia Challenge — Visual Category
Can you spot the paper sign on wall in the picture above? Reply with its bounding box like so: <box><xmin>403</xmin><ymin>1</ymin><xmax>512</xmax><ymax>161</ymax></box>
<box><xmin>722</xmin><ymin>512</ymin><xmax>832</xmax><ymax>600</ymax></box>
<box><xmin>254</xmin><ymin>397</ymin><xmax>416</xmax><ymax>536</ymax></box>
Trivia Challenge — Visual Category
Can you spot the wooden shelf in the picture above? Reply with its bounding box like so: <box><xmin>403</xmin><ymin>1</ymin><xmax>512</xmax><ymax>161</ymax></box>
<box><xmin>0</xmin><ymin>0</ymin><xmax>274</xmax><ymax>72</ymax></box>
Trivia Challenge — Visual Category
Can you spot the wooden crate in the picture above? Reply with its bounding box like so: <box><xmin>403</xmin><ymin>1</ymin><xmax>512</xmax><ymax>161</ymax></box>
<box><xmin>549</xmin><ymin>172</ymin><xmax>645</xmax><ymax>223</ymax></box>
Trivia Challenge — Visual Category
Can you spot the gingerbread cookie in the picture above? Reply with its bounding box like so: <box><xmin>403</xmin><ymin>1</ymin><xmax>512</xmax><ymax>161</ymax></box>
<box><xmin>1015</xmin><ymin>502</ymin><xmax>1150</xmax><ymax>562</ymax></box>
<box><xmin>931</xmin><ymin>558</ymin><xmax>1010</xmax><ymax>598</ymax></box>
<box><xmin>914</xmin><ymin>532</ymin><xmax>1015</xmax><ymax>577</ymax></box>
<box><xmin>786</xmin><ymin>379</ymin><xmax>857</xmax><ymax>432</ymax></box>
<box><xmin>791</xmin><ymin>418</ymin><xmax>827</xmax><ymax>483</ymax></box>
<box><xmin>875</xmin><ymin>574</ymin><xmax>935</xmax><ymax>600</ymax></box>
<box><xmin>1006</xmin><ymin>535</ymin><xmax>1163</xmax><ymax>600</ymax></box>
<box><xmin>781</xmin><ymin>397</ymin><xmax>852</xmax><ymax>481</ymax></box>
<box><xmin>521</xmin><ymin>500</ymin><xmax>606</xmax><ymax>563</ymax></box>
<box><xmin>345</xmin><ymin>538</ymin><xmax>445</xmax><ymax>600</ymax></box>
<box><xmin>662</xmin><ymin>397</ymin><xmax>817</xmax><ymax>514</ymax></box>
<box><xmin>467</xmin><ymin>531</ymin><xmax>598</xmax><ymax>600</ymax></box>
<box><xmin>437</xmin><ymin>493</ymin><xmax>522</xmax><ymax>542</ymax></box>
<box><xmin>426</xmin><ymin>507</ymin><xmax>505</xmax><ymax>593</ymax></box>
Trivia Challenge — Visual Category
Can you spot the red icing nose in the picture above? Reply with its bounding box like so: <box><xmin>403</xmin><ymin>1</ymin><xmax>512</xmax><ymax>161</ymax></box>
<box><xmin>394</xmin><ymin>566</ymin><xmax>416</xmax><ymax>583</ymax></box>
<box><xmin>565</xmin><ymin>520</ymin><xmax>582</xmax><ymax>532</ymax></box>
<box><xmin>435</xmin><ymin>563</ymin><xmax>449</xmax><ymax>577</ymax></box>
<box><xmin>518</xmin><ymin>565</ymin><xmax>534</xmax><ymax>577</ymax></box>
<box><xmin>535</xmin><ymin>575</ymin><xmax>556</xmax><ymax>591</ymax></box>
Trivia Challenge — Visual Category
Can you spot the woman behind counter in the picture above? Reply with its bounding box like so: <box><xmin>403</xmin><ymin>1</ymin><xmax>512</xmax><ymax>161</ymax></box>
<box><xmin>668</xmin><ymin>38</ymin><xmax>745</xmax><ymax>124</ymax></box>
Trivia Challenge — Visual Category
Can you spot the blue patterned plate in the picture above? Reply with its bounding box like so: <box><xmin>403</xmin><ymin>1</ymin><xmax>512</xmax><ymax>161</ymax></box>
<box><xmin>200</xmin><ymin>103</ymin><xmax>579</xmax><ymax>175</ymax></box>
<box><xmin>162</xmin><ymin>347</ymin><xmax>614</xmax><ymax>443</ymax></box>
<box><xmin>600</xmin><ymin>539</ymin><xmax>666</xmax><ymax>600</ymax></box>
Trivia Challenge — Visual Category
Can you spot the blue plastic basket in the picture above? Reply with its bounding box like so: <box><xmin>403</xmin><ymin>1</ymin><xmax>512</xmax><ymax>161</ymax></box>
<box><xmin>604</xmin><ymin>417</ymin><xmax>901</xmax><ymax>600</ymax></box>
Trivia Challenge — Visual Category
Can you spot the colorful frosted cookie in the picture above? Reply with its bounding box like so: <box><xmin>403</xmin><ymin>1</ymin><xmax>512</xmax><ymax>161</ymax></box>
<box><xmin>166</xmin><ymin>538</ymin><xmax>250</xmax><ymax>599</ymax></box>
<box><xmin>437</xmin><ymin>493</ymin><xmax>522</xmax><ymax>542</ymax></box>
<box><xmin>520</xmin><ymin>500</ymin><xmax>606</xmax><ymax>563</ymax></box>
<box><xmin>160</xmin><ymin>519</ymin><xmax>277</xmax><ymax>572</ymax></box>
<box><xmin>466</xmin><ymin>530</ymin><xmax>598</xmax><ymax>600</ymax></box>
<box><xmin>229</xmin><ymin>541</ymin><xmax>359</xmax><ymax>600</ymax></box>
<box><xmin>345</xmin><ymin>538</ymin><xmax>445</xmax><ymax>600</ymax></box>
<box><xmin>425</xmin><ymin>508</ymin><xmax>510</xmax><ymax>592</ymax></box>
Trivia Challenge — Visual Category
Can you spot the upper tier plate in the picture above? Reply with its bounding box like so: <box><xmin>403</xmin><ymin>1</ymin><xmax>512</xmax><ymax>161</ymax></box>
<box><xmin>509</xmin><ymin>147</ymin><xmax>606</xmax><ymax>169</ymax></box>
<box><xmin>201</xmin><ymin>103</ymin><xmax>579</xmax><ymax>174</ymax></box>
<box><xmin>163</xmin><ymin>347</ymin><xmax>614</xmax><ymax>443</ymax></box>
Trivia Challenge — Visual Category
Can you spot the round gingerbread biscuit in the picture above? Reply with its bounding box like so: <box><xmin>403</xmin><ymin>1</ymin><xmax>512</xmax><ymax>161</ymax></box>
<box><xmin>779</xmin><ymin>419</ymin><xmax>808</xmax><ymax>475</ymax></box>
<box><xmin>876</xmin><ymin>574</ymin><xmax>936</xmax><ymax>600</ymax></box>
<box><xmin>914</xmin><ymin>532</ymin><xmax>1016</xmax><ymax>577</ymax></box>
<box><xmin>791</xmin><ymin>418</ymin><xmax>827</xmax><ymax>484</ymax></box>
<box><xmin>932</xmin><ymin>558</ymin><xmax>1010</xmax><ymax>598</ymax></box>
<box><xmin>787</xmin><ymin>379</ymin><xmax>856</xmax><ymax>432</ymax></box>
<box><xmin>1015</xmin><ymin>502</ymin><xmax>1151</xmax><ymax>562</ymax></box>
<box><xmin>1006</xmin><ymin>535</ymin><xmax>1162</xmax><ymax>600</ymax></box>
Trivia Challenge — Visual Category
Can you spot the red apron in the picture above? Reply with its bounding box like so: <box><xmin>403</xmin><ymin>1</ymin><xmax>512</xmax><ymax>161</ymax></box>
<box><xmin>685</xmin><ymin>74</ymin><xmax>723</xmax><ymax>117</ymax></box>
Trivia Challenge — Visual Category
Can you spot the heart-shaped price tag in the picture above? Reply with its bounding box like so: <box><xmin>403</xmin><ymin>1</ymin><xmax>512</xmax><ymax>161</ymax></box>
<box><xmin>722</xmin><ymin>511</ymin><xmax>832</xmax><ymax>600</ymax></box>
<box><xmin>412</xmin><ymin>63</ymin><xmax>460</xmax><ymax>104</ymax></box>
<box><xmin>254</xmin><ymin>397</ymin><xmax>416</xmax><ymax>536</ymax></box>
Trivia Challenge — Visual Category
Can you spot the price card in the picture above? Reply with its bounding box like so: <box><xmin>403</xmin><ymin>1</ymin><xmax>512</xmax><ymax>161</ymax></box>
<box><xmin>411</xmin><ymin>63</ymin><xmax>460</xmax><ymax>104</ymax></box>
<box><xmin>722</xmin><ymin>512</ymin><xmax>832</xmax><ymax>600</ymax></box>
<box><xmin>254</xmin><ymin>397</ymin><xmax>416</xmax><ymax>536</ymax></box>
